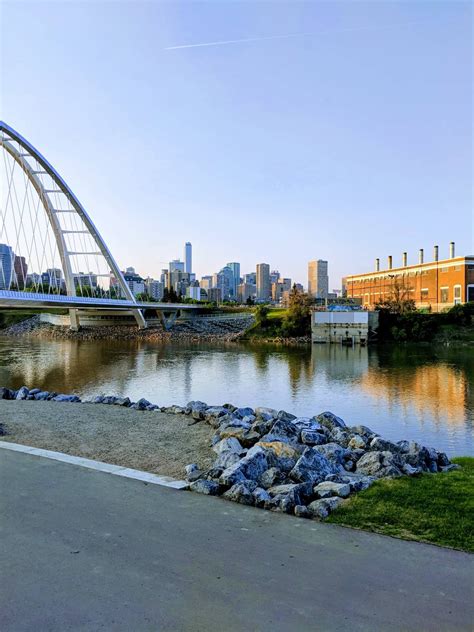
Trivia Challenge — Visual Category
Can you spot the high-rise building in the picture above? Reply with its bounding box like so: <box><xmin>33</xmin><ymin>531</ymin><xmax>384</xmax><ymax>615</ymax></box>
<box><xmin>237</xmin><ymin>283</ymin><xmax>256</xmax><ymax>303</ymax></box>
<box><xmin>169</xmin><ymin>260</ymin><xmax>185</xmax><ymax>273</ymax></box>
<box><xmin>308</xmin><ymin>259</ymin><xmax>329</xmax><ymax>298</ymax></box>
<box><xmin>226</xmin><ymin>262</ymin><xmax>240</xmax><ymax>298</ymax></box>
<box><xmin>0</xmin><ymin>243</ymin><xmax>14</xmax><ymax>290</ymax></box>
<box><xmin>244</xmin><ymin>272</ymin><xmax>256</xmax><ymax>285</ymax></box>
<box><xmin>213</xmin><ymin>266</ymin><xmax>234</xmax><ymax>301</ymax></box>
<box><xmin>270</xmin><ymin>270</ymin><xmax>280</xmax><ymax>285</ymax></box>
<box><xmin>145</xmin><ymin>278</ymin><xmax>164</xmax><ymax>301</ymax></box>
<box><xmin>13</xmin><ymin>255</ymin><xmax>27</xmax><ymax>288</ymax></box>
<box><xmin>256</xmin><ymin>263</ymin><xmax>270</xmax><ymax>302</ymax></box>
<box><xmin>184</xmin><ymin>242</ymin><xmax>192</xmax><ymax>274</ymax></box>
<box><xmin>200</xmin><ymin>275</ymin><xmax>213</xmax><ymax>290</ymax></box>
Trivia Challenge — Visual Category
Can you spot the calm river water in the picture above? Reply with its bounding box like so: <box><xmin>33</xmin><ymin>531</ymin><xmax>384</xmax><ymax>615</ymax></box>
<box><xmin>0</xmin><ymin>338</ymin><xmax>472</xmax><ymax>456</ymax></box>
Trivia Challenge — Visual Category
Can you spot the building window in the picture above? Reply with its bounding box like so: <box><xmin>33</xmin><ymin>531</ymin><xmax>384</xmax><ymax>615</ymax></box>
<box><xmin>467</xmin><ymin>285</ymin><xmax>474</xmax><ymax>302</ymax></box>
<box><xmin>440</xmin><ymin>267</ymin><xmax>448</xmax><ymax>273</ymax></box>
<box><xmin>421</xmin><ymin>289</ymin><xmax>429</xmax><ymax>301</ymax></box>
<box><xmin>453</xmin><ymin>286</ymin><xmax>462</xmax><ymax>305</ymax></box>
<box><xmin>440</xmin><ymin>288</ymin><xmax>449</xmax><ymax>303</ymax></box>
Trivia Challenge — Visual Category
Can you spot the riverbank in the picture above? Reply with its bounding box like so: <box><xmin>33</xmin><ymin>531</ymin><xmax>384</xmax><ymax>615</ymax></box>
<box><xmin>0</xmin><ymin>400</ymin><xmax>215</xmax><ymax>478</ymax></box>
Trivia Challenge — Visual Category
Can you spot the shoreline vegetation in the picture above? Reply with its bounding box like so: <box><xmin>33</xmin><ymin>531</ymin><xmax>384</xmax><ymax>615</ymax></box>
<box><xmin>0</xmin><ymin>299</ymin><xmax>473</xmax><ymax>345</ymax></box>
<box><xmin>1</xmin><ymin>386</ymin><xmax>472</xmax><ymax>552</ymax></box>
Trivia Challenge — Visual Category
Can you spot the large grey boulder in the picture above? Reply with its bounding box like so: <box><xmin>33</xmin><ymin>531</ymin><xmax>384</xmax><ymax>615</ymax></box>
<box><xmin>308</xmin><ymin>497</ymin><xmax>344</xmax><ymax>519</ymax></box>
<box><xmin>255</xmin><ymin>406</ymin><xmax>278</xmax><ymax>419</ymax></box>
<box><xmin>369</xmin><ymin>436</ymin><xmax>400</xmax><ymax>453</ymax></box>
<box><xmin>185</xmin><ymin>463</ymin><xmax>203</xmax><ymax>482</ymax></box>
<box><xmin>260</xmin><ymin>418</ymin><xmax>300</xmax><ymax>445</ymax></box>
<box><xmin>213</xmin><ymin>451</ymin><xmax>241</xmax><ymax>469</ymax></box>
<box><xmin>290</xmin><ymin>447</ymin><xmax>340</xmax><ymax>484</ymax></box>
<box><xmin>0</xmin><ymin>387</ymin><xmax>15</xmax><ymax>400</ymax></box>
<box><xmin>316</xmin><ymin>411</ymin><xmax>346</xmax><ymax>430</ymax></box>
<box><xmin>276</xmin><ymin>410</ymin><xmax>297</xmax><ymax>423</ymax></box>
<box><xmin>313</xmin><ymin>481</ymin><xmax>351</xmax><ymax>499</ymax></box>
<box><xmin>52</xmin><ymin>394</ymin><xmax>81</xmax><ymax>403</ymax></box>
<box><xmin>301</xmin><ymin>429</ymin><xmax>327</xmax><ymax>446</ymax></box>
<box><xmin>313</xmin><ymin>443</ymin><xmax>348</xmax><ymax>466</ymax></box>
<box><xmin>223</xmin><ymin>481</ymin><xmax>257</xmax><ymax>505</ymax></box>
<box><xmin>259</xmin><ymin>467</ymin><xmax>285</xmax><ymax>489</ymax></box>
<box><xmin>34</xmin><ymin>391</ymin><xmax>50</xmax><ymax>401</ymax></box>
<box><xmin>234</xmin><ymin>407</ymin><xmax>255</xmax><ymax>419</ymax></box>
<box><xmin>190</xmin><ymin>479</ymin><xmax>220</xmax><ymax>495</ymax></box>
<box><xmin>218</xmin><ymin>427</ymin><xmax>260</xmax><ymax>448</ymax></box>
<box><xmin>253</xmin><ymin>487</ymin><xmax>271</xmax><ymax>508</ymax></box>
<box><xmin>220</xmin><ymin>446</ymin><xmax>270</xmax><ymax>487</ymax></box>
<box><xmin>15</xmin><ymin>386</ymin><xmax>29</xmax><ymax>400</ymax></box>
<box><xmin>212</xmin><ymin>437</ymin><xmax>244</xmax><ymax>455</ymax></box>
<box><xmin>255</xmin><ymin>440</ymin><xmax>300</xmax><ymax>472</ymax></box>
<box><xmin>348</xmin><ymin>434</ymin><xmax>367</xmax><ymax>450</ymax></box>
<box><xmin>356</xmin><ymin>450</ymin><xmax>403</xmax><ymax>478</ymax></box>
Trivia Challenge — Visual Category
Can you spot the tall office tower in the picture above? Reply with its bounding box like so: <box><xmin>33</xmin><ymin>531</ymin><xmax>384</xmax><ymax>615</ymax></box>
<box><xmin>0</xmin><ymin>243</ymin><xmax>14</xmax><ymax>290</ymax></box>
<box><xmin>256</xmin><ymin>263</ymin><xmax>271</xmax><ymax>301</ymax></box>
<box><xmin>244</xmin><ymin>272</ymin><xmax>256</xmax><ymax>285</ymax></box>
<box><xmin>226</xmin><ymin>262</ymin><xmax>240</xmax><ymax>298</ymax></box>
<box><xmin>184</xmin><ymin>242</ymin><xmax>192</xmax><ymax>274</ymax></box>
<box><xmin>169</xmin><ymin>259</ymin><xmax>185</xmax><ymax>273</ymax></box>
<box><xmin>214</xmin><ymin>266</ymin><xmax>234</xmax><ymax>301</ymax></box>
<box><xmin>308</xmin><ymin>259</ymin><xmax>329</xmax><ymax>298</ymax></box>
<box><xmin>270</xmin><ymin>270</ymin><xmax>280</xmax><ymax>285</ymax></box>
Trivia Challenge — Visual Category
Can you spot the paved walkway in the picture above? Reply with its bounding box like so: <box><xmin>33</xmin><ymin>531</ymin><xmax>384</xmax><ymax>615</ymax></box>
<box><xmin>1</xmin><ymin>448</ymin><xmax>473</xmax><ymax>631</ymax></box>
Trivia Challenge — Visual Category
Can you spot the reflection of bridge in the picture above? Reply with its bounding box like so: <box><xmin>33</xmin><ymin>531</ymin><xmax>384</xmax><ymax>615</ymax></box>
<box><xmin>0</xmin><ymin>121</ymin><xmax>193</xmax><ymax>330</ymax></box>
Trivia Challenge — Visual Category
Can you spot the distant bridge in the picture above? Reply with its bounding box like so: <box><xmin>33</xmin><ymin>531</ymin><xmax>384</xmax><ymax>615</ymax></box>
<box><xmin>0</xmin><ymin>121</ymin><xmax>188</xmax><ymax>330</ymax></box>
<box><xmin>0</xmin><ymin>290</ymin><xmax>200</xmax><ymax>330</ymax></box>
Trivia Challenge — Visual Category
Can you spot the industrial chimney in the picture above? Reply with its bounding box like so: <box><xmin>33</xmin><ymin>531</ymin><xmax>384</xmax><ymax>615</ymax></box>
<box><xmin>402</xmin><ymin>252</ymin><xmax>407</xmax><ymax>267</ymax></box>
<box><xmin>388</xmin><ymin>255</ymin><xmax>393</xmax><ymax>270</ymax></box>
<box><xmin>375</xmin><ymin>258</ymin><xmax>380</xmax><ymax>272</ymax></box>
<box><xmin>419</xmin><ymin>249</ymin><xmax>424</xmax><ymax>264</ymax></box>
<box><xmin>434</xmin><ymin>245</ymin><xmax>439</xmax><ymax>262</ymax></box>
<box><xmin>450</xmin><ymin>241</ymin><xmax>455</xmax><ymax>259</ymax></box>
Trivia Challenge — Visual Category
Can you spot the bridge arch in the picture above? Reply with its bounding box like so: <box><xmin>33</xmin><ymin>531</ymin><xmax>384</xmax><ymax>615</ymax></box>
<box><xmin>0</xmin><ymin>121</ymin><xmax>146</xmax><ymax>328</ymax></box>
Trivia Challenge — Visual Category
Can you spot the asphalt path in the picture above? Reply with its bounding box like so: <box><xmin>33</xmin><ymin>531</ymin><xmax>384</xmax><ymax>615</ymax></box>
<box><xmin>1</xmin><ymin>448</ymin><xmax>473</xmax><ymax>631</ymax></box>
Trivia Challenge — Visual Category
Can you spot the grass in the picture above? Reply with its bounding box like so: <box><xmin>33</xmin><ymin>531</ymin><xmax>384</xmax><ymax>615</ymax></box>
<box><xmin>243</xmin><ymin>309</ymin><xmax>287</xmax><ymax>340</ymax></box>
<box><xmin>0</xmin><ymin>309</ymin><xmax>67</xmax><ymax>329</ymax></box>
<box><xmin>326</xmin><ymin>457</ymin><xmax>474</xmax><ymax>552</ymax></box>
<box><xmin>434</xmin><ymin>323</ymin><xmax>474</xmax><ymax>345</ymax></box>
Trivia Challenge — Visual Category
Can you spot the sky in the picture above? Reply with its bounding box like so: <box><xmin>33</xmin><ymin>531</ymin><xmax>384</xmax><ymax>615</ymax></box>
<box><xmin>1</xmin><ymin>0</ymin><xmax>472</xmax><ymax>289</ymax></box>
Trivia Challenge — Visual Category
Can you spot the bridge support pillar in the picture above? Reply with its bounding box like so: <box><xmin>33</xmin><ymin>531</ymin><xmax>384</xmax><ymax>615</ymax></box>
<box><xmin>133</xmin><ymin>309</ymin><xmax>147</xmax><ymax>329</ymax></box>
<box><xmin>69</xmin><ymin>309</ymin><xmax>80</xmax><ymax>331</ymax></box>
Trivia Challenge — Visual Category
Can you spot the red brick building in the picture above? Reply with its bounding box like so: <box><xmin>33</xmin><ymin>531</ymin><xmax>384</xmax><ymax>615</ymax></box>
<box><xmin>344</xmin><ymin>243</ymin><xmax>474</xmax><ymax>312</ymax></box>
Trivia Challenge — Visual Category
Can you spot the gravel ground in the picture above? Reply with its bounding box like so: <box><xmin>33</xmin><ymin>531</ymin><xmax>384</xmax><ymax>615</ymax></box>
<box><xmin>0</xmin><ymin>400</ymin><xmax>215</xmax><ymax>479</ymax></box>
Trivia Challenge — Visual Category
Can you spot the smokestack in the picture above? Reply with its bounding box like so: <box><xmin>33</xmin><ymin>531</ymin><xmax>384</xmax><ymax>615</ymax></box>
<box><xmin>434</xmin><ymin>245</ymin><xmax>439</xmax><ymax>262</ymax></box>
<box><xmin>450</xmin><ymin>241</ymin><xmax>455</xmax><ymax>258</ymax></box>
<box><xmin>402</xmin><ymin>252</ymin><xmax>407</xmax><ymax>267</ymax></box>
<box><xmin>375</xmin><ymin>258</ymin><xmax>380</xmax><ymax>272</ymax></box>
<box><xmin>388</xmin><ymin>255</ymin><xmax>393</xmax><ymax>270</ymax></box>
<box><xmin>419</xmin><ymin>249</ymin><xmax>424</xmax><ymax>264</ymax></box>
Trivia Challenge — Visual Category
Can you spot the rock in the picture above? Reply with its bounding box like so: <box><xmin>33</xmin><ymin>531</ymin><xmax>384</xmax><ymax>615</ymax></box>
<box><xmin>34</xmin><ymin>391</ymin><xmax>50</xmax><ymax>401</ymax></box>
<box><xmin>259</xmin><ymin>467</ymin><xmax>286</xmax><ymax>489</ymax></box>
<box><xmin>329</xmin><ymin>427</ymin><xmax>350</xmax><ymax>446</ymax></box>
<box><xmin>223</xmin><ymin>481</ymin><xmax>257</xmax><ymax>505</ymax></box>
<box><xmin>191</xmin><ymin>409</ymin><xmax>205</xmax><ymax>421</ymax></box>
<box><xmin>234</xmin><ymin>407</ymin><xmax>255</xmax><ymax>419</ymax></box>
<box><xmin>292</xmin><ymin>417</ymin><xmax>323</xmax><ymax>432</ymax></box>
<box><xmin>261</xmin><ymin>418</ymin><xmax>300</xmax><ymax>445</ymax></box>
<box><xmin>251</xmin><ymin>418</ymin><xmax>274</xmax><ymax>436</ymax></box>
<box><xmin>204</xmin><ymin>467</ymin><xmax>224</xmax><ymax>481</ymax></box>
<box><xmin>91</xmin><ymin>395</ymin><xmax>105</xmax><ymax>404</ymax></box>
<box><xmin>213</xmin><ymin>451</ymin><xmax>242</xmax><ymax>469</ymax></box>
<box><xmin>15</xmin><ymin>386</ymin><xmax>29</xmax><ymax>400</ymax></box>
<box><xmin>213</xmin><ymin>437</ymin><xmax>244</xmax><ymax>455</ymax></box>
<box><xmin>52</xmin><ymin>394</ymin><xmax>81</xmax><ymax>403</ymax></box>
<box><xmin>348</xmin><ymin>434</ymin><xmax>367</xmax><ymax>450</ymax></box>
<box><xmin>308</xmin><ymin>497</ymin><xmax>344</xmax><ymax>519</ymax></box>
<box><xmin>133</xmin><ymin>397</ymin><xmax>152</xmax><ymax>411</ymax></box>
<box><xmin>253</xmin><ymin>487</ymin><xmax>271</xmax><ymax>508</ymax></box>
<box><xmin>316</xmin><ymin>411</ymin><xmax>346</xmax><ymax>430</ymax></box>
<box><xmin>241</xmin><ymin>414</ymin><xmax>256</xmax><ymax>425</ymax></box>
<box><xmin>185</xmin><ymin>463</ymin><xmax>203</xmax><ymax>482</ymax></box>
<box><xmin>276</xmin><ymin>410</ymin><xmax>297</xmax><ymax>423</ymax></box>
<box><xmin>301</xmin><ymin>429</ymin><xmax>327</xmax><ymax>446</ymax></box>
<box><xmin>255</xmin><ymin>406</ymin><xmax>278</xmax><ymax>419</ymax></box>
<box><xmin>313</xmin><ymin>443</ymin><xmax>348</xmax><ymax>466</ymax></box>
<box><xmin>356</xmin><ymin>451</ymin><xmax>403</xmax><ymax>478</ymax></box>
<box><xmin>294</xmin><ymin>505</ymin><xmax>311</xmax><ymax>519</ymax></box>
<box><xmin>187</xmin><ymin>400</ymin><xmax>208</xmax><ymax>411</ymax></box>
<box><xmin>255</xmin><ymin>440</ymin><xmax>300</xmax><ymax>472</ymax></box>
<box><xmin>115</xmin><ymin>397</ymin><xmax>131</xmax><ymax>406</ymax></box>
<box><xmin>223</xmin><ymin>403</ymin><xmax>237</xmax><ymax>412</ymax></box>
<box><xmin>220</xmin><ymin>446</ymin><xmax>270</xmax><ymax>487</ymax></box>
<box><xmin>28</xmin><ymin>388</ymin><xmax>41</xmax><ymax>396</ymax></box>
<box><xmin>313</xmin><ymin>481</ymin><xmax>351</xmax><ymax>499</ymax></box>
<box><xmin>190</xmin><ymin>479</ymin><xmax>220</xmax><ymax>495</ymax></box>
<box><xmin>0</xmin><ymin>387</ymin><xmax>14</xmax><ymax>400</ymax></box>
<box><xmin>440</xmin><ymin>463</ymin><xmax>461</xmax><ymax>473</ymax></box>
<box><xmin>369</xmin><ymin>436</ymin><xmax>400</xmax><ymax>453</ymax></box>
<box><xmin>205</xmin><ymin>406</ymin><xmax>228</xmax><ymax>420</ymax></box>
<box><xmin>350</xmin><ymin>424</ymin><xmax>376</xmax><ymax>438</ymax></box>
<box><xmin>338</xmin><ymin>473</ymin><xmax>375</xmax><ymax>492</ymax></box>
<box><xmin>437</xmin><ymin>452</ymin><xmax>450</xmax><ymax>467</ymax></box>
<box><xmin>267</xmin><ymin>482</ymin><xmax>313</xmax><ymax>513</ymax></box>
<box><xmin>218</xmin><ymin>427</ymin><xmax>261</xmax><ymax>448</ymax></box>
<box><xmin>402</xmin><ymin>463</ymin><xmax>421</xmax><ymax>476</ymax></box>
<box><xmin>290</xmin><ymin>447</ymin><xmax>340</xmax><ymax>485</ymax></box>
<box><xmin>102</xmin><ymin>395</ymin><xmax>119</xmax><ymax>405</ymax></box>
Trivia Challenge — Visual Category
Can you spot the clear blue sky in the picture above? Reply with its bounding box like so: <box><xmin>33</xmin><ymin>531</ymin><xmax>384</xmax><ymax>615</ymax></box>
<box><xmin>1</xmin><ymin>1</ymin><xmax>472</xmax><ymax>288</ymax></box>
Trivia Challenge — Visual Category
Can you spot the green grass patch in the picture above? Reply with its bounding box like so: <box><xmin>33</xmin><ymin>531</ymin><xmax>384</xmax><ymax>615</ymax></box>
<box><xmin>326</xmin><ymin>457</ymin><xmax>474</xmax><ymax>552</ymax></box>
<box><xmin>0</xmin><ymin>309</ymin><xmax>67</xmax><ymax>329</ymax></box>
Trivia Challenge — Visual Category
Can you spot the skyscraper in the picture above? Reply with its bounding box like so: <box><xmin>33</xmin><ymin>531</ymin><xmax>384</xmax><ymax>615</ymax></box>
<box><xmin>226</xmin><ymin>262</ymin><xmax>240</xmax><ymax>299</ymax></box>
<box><xmin>0</xmin><ymin>244</ymin><xmax>14</xmax><ymax>290</ymax></box>
<box><xmin>308</xmin><ymin>259</ymin><xmax>329</xmax><ymax>298</ymax></box>
<box><xmin>184</xmin><ymin>242</ymin><xmax>192</xmax><ymax>274</ymax></box>
<box><xmin>256</xmin><ymin>263</ymin><xmax>270</xmax><ymax>302</ymax></box>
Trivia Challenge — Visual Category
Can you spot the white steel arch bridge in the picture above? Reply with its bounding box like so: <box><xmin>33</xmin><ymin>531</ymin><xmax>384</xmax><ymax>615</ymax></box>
<box><xmin>0</xmin><ymin>121</ymin><xmax>197</xmax><ymax>329</ymax></box>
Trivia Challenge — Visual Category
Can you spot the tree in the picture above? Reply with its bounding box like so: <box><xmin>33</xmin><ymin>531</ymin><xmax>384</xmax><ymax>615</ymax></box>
<box><xmin>280</xmin><ymin>284</ymin><xmax>311</xmax><ymax>337</ymax></box>
<box><xmin>254</xmin><ymin>304</ymin><xmax>270</xmax><ymax>327</ymax></box>
<box><xmin>376</xmin><ymin>278</ymin><xmax>416</xmax><ymax>314</ymax></box>
<box><xmin>246</xmin><ymin>296</ymin><xmax>255</xmax><ymax>306</ymax></box>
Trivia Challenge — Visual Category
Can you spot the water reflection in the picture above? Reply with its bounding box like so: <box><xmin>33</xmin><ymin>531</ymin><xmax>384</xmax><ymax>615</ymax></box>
<box><xmin>0</xmin><ymin>337</ymin><xmax>472</xmax><ymax>455</ymax></box>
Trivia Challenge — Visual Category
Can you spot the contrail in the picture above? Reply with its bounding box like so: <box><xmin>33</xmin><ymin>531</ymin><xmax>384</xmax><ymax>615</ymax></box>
<box><xmin>164</xmin><ymin>23</ymin><xmax>421</xmax><ymax>51</ymax></box>
<box><xmin>165</xmin><ymin>32</ymin><xmax>309</xmax><ymax>50</ymax></box>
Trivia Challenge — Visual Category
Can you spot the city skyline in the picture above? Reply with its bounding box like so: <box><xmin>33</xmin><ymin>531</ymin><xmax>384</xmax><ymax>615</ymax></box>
<box><xmin>1</xmin><ymin>2</ymin><xmax>471</xmax><ymax>289</ymax></box>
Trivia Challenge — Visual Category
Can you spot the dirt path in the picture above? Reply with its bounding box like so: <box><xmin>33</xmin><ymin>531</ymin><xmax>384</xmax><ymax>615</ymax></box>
<box><xmin>0</xmin><ymin>400</ymin><xmax>215</xmax><ymax>479</ymax></box>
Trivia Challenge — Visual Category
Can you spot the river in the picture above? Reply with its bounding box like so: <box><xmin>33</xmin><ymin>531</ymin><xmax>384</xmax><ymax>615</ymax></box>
<box><xmin>0</xmin><ymin>337</ymin><xmax>472</xmax><ymax>456</ymax></box>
